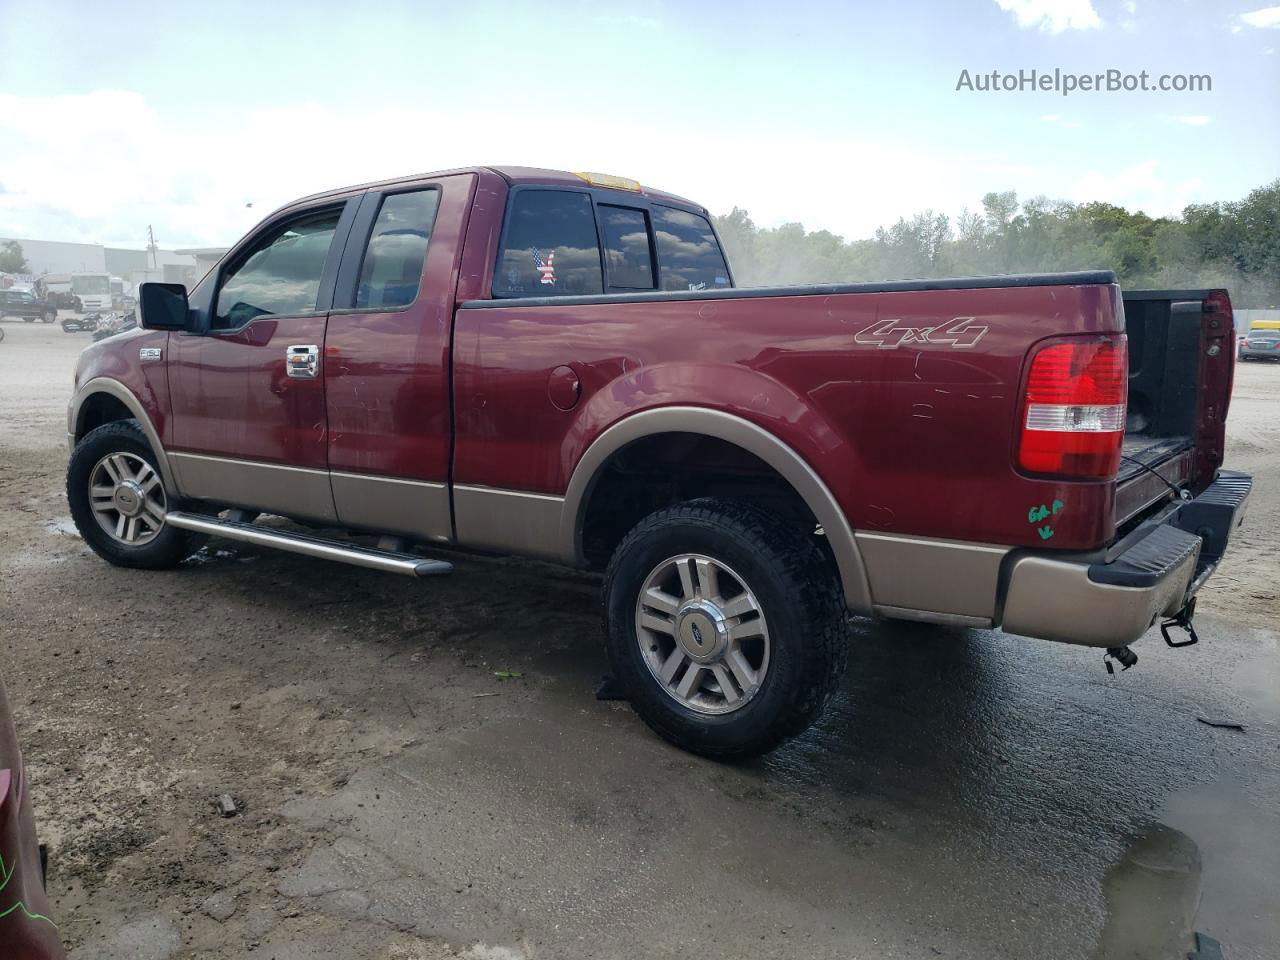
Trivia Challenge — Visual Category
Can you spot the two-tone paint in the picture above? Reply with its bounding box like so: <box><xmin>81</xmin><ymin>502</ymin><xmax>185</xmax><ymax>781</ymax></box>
<box><xmin>68</xmin><ymin>166</ymin><xmax>1236</xmax><ymax>638</ymax></box>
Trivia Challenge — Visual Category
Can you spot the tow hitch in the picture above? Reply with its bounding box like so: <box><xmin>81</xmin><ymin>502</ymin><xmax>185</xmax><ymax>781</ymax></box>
<box><xmin>1160</xmin><ymin>597</ymin><xmax>1200</xmax><ymax>649</ymax></box>
<box><xmin>1104</xmin><ymin>646</ymin><xmax>1138</xmax><ymax>674</ymax></box>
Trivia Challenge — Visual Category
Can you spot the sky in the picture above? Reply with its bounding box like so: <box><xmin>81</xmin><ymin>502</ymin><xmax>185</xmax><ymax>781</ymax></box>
<box><xmin>1</xmin><ymin>0</ymin><xmax>1277</xmax><ymax>250</ymax></box>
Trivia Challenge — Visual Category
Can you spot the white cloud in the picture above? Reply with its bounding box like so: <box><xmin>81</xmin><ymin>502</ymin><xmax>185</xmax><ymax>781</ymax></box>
<box><xmin>1239</xmin><ymin>5</ymin><xmax>1280</xmax><ymax>28</ymax></box>
<box><xmin>1069</xmin><ymin>160</ymin><xmax>1202</xmax><ymax>216</ymax></box>
<box><xmin>993</xmin><ymin>0</ymin><xmax>1102</xmax><ymax>32</ymax></box>
<box><xmin>1119</xmin><ymin>0</ymin><xmax>1138</xmax><ymax>31</ymax></box>
<box><xmin>1170</xmin><ymin>115</ymin><xmax>1212</xmax><ymax>126</ymax></box>
<box><xmin>1041</xmin><ymin>114</ymin><xmax>1084</xmax><ymax>129</ymax></box>
<box><xmin>0</xmin><ymin>89</ymin><xmax>1226</xmax><ymax>252</ymax></box>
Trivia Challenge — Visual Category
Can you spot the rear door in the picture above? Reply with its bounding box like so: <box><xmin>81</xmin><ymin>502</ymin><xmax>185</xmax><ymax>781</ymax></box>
<box><xmin>167</xmin><ymin>200</ymin><xmax>356</xmax><ymax>522</ymax></box>
<box><xmin>322</xmin><ymin>172</ymin><xmax>477</xmax><ymax>543</ymax></box>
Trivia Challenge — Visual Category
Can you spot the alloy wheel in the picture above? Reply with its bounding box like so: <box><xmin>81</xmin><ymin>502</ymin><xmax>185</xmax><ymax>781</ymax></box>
<box><xmin>634</xmin><ymin>553</ymin><xmax>770</xmax><ymax>715</ymax></box>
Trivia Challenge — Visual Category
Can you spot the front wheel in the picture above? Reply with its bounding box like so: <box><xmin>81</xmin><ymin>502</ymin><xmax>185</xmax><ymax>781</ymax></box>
<box><xmin>67</xmin><ymin>420</ymin><xmax>202</xmax><ymax>568</ymax></box>
<box><xmin>603</xmin><ymin>498</ymin><xmax>848</xmax><ymax>760</ymax></box>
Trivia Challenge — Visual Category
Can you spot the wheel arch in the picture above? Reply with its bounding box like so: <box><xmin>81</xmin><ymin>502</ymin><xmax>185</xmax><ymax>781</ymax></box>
<box><xmin>559</xmin><ymin>406</ymin><xmax>871</xmax><ymax>612</ymax></box>
<box><xmin>69</xmin><ymin>377</ymin><xmax>179</xmax><ymax>495</ymax></box>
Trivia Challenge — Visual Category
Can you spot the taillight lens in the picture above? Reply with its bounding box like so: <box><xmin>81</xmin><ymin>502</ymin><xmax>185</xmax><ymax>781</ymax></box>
<box><xmin>1019</xmin><ymin>337</ymin><xmax>1128</xmax><ymax>478</ymax></box>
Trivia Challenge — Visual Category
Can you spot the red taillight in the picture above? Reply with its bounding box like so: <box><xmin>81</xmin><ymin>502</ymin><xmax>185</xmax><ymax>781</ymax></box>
<box><xmin>1018</xmin><ymin>337</ymin><xmax>1128</xmax><ymax>478</ymax></box>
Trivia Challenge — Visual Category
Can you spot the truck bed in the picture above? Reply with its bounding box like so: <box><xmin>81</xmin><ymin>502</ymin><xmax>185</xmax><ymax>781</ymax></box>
<box><xmin>1116</xmin><ymin>289</ymin><xmax>1228</xmax><ymax>525</ymax></box>
<box><xmin>1118</xmin><ymin>435</ymin><xmax>1192</xmax><ymax>481</ymax></box>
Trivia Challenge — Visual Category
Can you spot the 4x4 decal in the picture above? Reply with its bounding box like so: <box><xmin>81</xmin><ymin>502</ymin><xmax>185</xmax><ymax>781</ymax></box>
<box><xmin>854</xmin><ymin>316</ymin><xmax>989</xmax><ymax>350</ymax></box>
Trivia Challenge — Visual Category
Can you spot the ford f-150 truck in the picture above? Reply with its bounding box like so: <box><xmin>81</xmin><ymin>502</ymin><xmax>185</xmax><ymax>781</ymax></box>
<box><xmin>65</xmin><ymin>166</ymin><xmax>1252</xmax><ymax>759</ymax></box>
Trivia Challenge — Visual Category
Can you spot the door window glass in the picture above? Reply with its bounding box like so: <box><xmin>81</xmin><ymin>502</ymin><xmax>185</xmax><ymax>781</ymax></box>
<box><xmin>355</xmin><ymin>190</ymin><xmax>440</xmax><ymax>309</ymax></box>
<box><xmin>214</xmin><ymin>209</ymin><xmax>341</xmax><ymax>329</ymax></box>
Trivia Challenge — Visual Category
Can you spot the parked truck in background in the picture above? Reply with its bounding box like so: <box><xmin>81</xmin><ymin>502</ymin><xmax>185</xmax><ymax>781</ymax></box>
<box><xmin>69</xmin><ymin>273</ymin><xmax>112</xmax><ymax>312</ymax></box>
<box><xmin>64</xmin><ymin>167</ymin><xmax>1251</xmax><ymax>758</ymax></box>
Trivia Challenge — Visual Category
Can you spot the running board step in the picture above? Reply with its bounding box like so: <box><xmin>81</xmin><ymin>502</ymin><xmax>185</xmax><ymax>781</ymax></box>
<box><xmin>164</xmin><ymin>511</ymin><xmax>453</xmax><ymax>578</ymax></box>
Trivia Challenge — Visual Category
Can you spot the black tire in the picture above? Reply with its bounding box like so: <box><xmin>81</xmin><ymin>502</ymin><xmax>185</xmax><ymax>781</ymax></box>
<box><xmin>67</xmin><ymin>420</ymin><xmax>201</xmax><ymax>569</ymax></box>
<box><xmin>603</xmin><ymin>497</ymin><xmax>847</xmax><ymax>760</ymax></box>
<box><xmin>42</xmin><ymin>310</ymin><xmax>56</xmax><ymax>323</ymax></box>
<box><xmin>23</xmin><ymin>316</ymin><xmax>34</xmax><ymax>322</ymax></box>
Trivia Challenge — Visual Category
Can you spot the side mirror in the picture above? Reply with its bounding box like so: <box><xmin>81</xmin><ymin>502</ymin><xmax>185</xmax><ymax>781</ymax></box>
<box><xmin>138</xmin><ymin>282</ymin><xmax>191</xmax><ymax>331</ymax></box>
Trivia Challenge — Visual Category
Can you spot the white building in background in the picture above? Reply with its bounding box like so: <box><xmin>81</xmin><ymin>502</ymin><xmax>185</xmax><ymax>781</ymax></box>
<box><xmin>0</xmin><ymin>237</ymin><xmax>107</xmax><ymax>275</ymax></box>
<box><xmin>0</xmin><ymin>236</ymin><xmax>200</xmax><ymax>291</ymax></box>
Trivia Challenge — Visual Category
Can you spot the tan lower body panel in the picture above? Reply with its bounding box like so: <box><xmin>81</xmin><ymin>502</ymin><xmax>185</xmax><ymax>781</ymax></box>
<box><xmin>856</xmin><ymin>532</ymin><xmax>1010</xmax><ymax>624</ymax></box>
<box><xmin>453</xmin><ymin>484</ymin><xmax>565</xmax><ymax>562</ymax></box>
<box><xmin>169</xmin><ymin>452</ymin><xmax>338</xmax><ymax>524</ymax></box>
<box><xmin>1002</xmin><ymin>552</ymin><xmax>1196</xmax><ymax>648</ymax></box>
<box><xmin>330</xmin><ymin>471</ymin><xmax>452</xmax><ymax>543</ymax></box>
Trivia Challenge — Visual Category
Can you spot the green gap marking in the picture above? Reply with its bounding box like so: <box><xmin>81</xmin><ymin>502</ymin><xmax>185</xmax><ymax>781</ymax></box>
<box><xmin>0</xmin><ymin>852</ymin><xmax>58</xmax><ymax>929</ymax></box>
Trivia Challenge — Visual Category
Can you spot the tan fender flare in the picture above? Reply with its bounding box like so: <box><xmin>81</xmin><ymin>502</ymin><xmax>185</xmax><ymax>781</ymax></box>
<box><xmin>68</xmin><ymin>377</ymin><xmax>180</xmax><ymax>496</ymax></box>
<box><xmin>558</xmin><ymin>406</ymin><xmax>872</xmax><ymax>612</ymax></box>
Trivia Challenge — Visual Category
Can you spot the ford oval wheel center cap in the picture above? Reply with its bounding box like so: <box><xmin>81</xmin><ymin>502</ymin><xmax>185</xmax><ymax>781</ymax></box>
<box><xmin>113</xmin><ymin>480</ymin><xmax>146</xmax><ymax>518</ymax></box>
<box><xmin>675</xmin><ymin>600</ymin><xmax>730</xmax><ymax>663</ymax></box>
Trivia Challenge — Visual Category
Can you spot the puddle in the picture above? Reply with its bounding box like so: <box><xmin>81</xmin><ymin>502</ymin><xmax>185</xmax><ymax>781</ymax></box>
<box><xmin>1163</xmin><ymin>780</ymin><xmax>1280</xmax><ymax>957</ymax></box>
<box><xmin>45</xmin><ymin>517</ymin><xmax>80</xmax><ymax>537</ymax></box>
<box><xmin>1091</xmin><ymin>823</ymin><xmax>1201</xmax><ymax>960</ymax></box>
<box><xmin>184</xmin><ymin>547</ymin><xmax>257</xmax><ymax>567</ymax></box>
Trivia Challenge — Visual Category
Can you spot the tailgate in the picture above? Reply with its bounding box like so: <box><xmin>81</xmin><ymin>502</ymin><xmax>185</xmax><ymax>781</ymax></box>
<box><xmin>1115</xmin><ymin>289</ymin><xmax>1235</xmax><ymax>527</ymax></box>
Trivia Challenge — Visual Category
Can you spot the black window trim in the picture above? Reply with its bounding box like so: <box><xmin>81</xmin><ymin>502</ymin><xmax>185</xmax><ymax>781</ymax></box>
<box><xmin>598</xmin><ymin>202</ymin><xmax>658</xmax><ymax>293</ymax></box>
<box><xmin>330</xmin><ymin>184</ymin><xmax>443</xmax><ymax>315</ymax></box>
<box><xmin>188</xmin><ymin>196</ymin><xmax>359</xmax><ymax>337</ymax></box>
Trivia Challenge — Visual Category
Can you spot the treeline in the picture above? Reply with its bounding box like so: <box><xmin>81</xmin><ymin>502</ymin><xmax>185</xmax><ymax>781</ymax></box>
<box><xmin>713</xmin><ymin>179</ymin><xmax>1280</xmax><ymax>308</ymax></box>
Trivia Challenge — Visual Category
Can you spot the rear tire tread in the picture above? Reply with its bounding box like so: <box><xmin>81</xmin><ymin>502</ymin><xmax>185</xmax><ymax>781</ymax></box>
<box><xmin>603</xmin><ymin>497</ymin><xmax>847</xmax><ymax>760</ymax></box>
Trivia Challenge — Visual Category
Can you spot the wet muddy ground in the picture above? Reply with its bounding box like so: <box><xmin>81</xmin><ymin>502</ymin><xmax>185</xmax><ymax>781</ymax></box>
<box><xmin>2</xmin><ymin>322</ymin><xmax>1278</xmax><ymax>959</ymax></box>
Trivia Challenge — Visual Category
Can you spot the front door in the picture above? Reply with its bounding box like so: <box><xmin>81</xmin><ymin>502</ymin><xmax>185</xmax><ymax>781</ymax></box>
<box><xmin>167</xmin><ymin>200</ymin><xmax>353</xmax><ymax>522</ymax></box>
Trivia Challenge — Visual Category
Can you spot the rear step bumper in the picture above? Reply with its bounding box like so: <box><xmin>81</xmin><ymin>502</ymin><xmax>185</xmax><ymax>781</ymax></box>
<box><xmin>165</xmin><ymin>511</ymin><xmax>454</xmax><ymax>578</ymax></box>
<box><xmin>1001</xmin><ymin>471</ymin><xmax>1251</xmax><ymax>647</ymax></box>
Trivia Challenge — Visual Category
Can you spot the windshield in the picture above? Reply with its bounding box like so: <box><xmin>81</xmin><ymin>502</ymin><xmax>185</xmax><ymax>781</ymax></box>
<box><xmin>71</xmin><ymin>275</ymin><xmax>110</xmax><ymax>295</ymax></box>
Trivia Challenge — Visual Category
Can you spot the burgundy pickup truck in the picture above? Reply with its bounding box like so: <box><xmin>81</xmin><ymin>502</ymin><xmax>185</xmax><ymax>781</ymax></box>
<box><xmin>65</xmin><ymin>167</ymin><xmax>1251</xmax><ymax>758</ymax></box>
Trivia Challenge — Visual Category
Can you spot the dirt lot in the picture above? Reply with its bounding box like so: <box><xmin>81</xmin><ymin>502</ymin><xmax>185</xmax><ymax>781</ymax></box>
<box><xmin>2</xmin><ymin>321</ymin><xmax>1278</xmax><ymax>960</ymax></box>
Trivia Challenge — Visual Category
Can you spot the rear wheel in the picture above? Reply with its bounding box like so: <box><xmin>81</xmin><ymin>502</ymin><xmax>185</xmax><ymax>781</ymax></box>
<box><xmin>42</xmin><ymin>310</ymin><xmax>56</xmax><ymax>323</ymax></box>
<box><xmin>67</xmin><ymin>420</ymin><xmax>202</xmax><ymax>568</ymax></box>
<box><xmin>603</xmin><ymin>498</ymin><xmax>847</xmax><ymax>760</ymax></box>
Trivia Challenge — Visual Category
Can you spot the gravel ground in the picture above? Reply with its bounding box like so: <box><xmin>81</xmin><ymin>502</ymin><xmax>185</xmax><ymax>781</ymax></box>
<box><xmin>1</xmin><ymin>321</ymin><xmax>1277</xmax><ymax>960</ymax></box>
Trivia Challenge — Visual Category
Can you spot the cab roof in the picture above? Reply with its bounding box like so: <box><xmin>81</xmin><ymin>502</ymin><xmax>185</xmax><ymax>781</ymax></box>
<box><xmin>288</xmin><ymin>166</ymin><xmax>705</xmax><ymax>215</ymax></box>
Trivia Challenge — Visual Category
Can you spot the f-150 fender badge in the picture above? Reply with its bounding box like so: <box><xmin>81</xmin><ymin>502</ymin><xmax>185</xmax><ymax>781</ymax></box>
<box><xmin>139</xmin><ymin>347</ymin><xmax>163</xmax><ymax>362</ymax></box>
<box><xmin>854</xmin><ymin>316</ymin><xmax>988</xmax><ymax>350</ymax></box>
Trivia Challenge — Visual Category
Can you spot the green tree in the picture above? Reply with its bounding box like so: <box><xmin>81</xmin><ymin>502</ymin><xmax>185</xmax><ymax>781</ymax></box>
<box><xmin>0</xmin><ymin>240</ymin><xmax>28</xmax><ymax>273</ymax></box>
<box><xmin>713</xmin><ymin>179</ymin><xmax>1280</xmax><ymax>307</ymax></box>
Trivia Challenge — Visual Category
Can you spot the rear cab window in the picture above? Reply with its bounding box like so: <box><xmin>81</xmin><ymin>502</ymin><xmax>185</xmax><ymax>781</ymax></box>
<box><xmin>653</xmin><ymin>206</ymin><xmax>731</xmax><ymax>292</ymax></box>
<box><xmin>493</xmin><ymin>191</ymin><xmax>604</xmax><ymax>297</ymax></box>
<box><xmin>491</xmin><ymin>187</ymin><xmax>731</xmax><ymax>299</ymax></box>
<box><xmin>598</xmin><ymin>205</ymin><xmax>655</xmax><ymax>290</ymax></box>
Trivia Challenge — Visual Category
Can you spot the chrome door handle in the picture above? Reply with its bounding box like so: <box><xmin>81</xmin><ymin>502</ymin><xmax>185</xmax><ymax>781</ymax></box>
<box><xmin>286</xmin><ymin>344</ymin><xmax>320</xmax><ymax>379</ymax></box>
